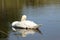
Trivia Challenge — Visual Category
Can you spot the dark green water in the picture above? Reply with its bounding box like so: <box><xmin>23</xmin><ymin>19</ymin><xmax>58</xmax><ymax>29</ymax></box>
<box><xmin>0</xmin><ymin>1</ymin><xmax>60</xmax><ymax>40</ymax></box>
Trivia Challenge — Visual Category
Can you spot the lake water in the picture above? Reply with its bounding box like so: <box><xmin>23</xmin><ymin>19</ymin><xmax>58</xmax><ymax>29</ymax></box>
<box><xmin>0</xmin><ymin>4</ymin><xmax>60</xmax><ymax>40</ymax></box>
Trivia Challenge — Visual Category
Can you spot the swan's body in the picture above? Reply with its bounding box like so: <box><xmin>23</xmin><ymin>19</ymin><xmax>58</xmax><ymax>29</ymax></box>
<box><xmin>12</xmin><ymin>20</ymin><xmax>38</xmax><ymax>28</ymax></box>
<box><xmin>12</xmin><ymin>15</ymin><xmax>42</xmax><ymax>31</ymax></box>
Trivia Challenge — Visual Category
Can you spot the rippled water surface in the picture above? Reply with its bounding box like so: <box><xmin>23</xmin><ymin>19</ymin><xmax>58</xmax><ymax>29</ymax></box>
<box><xmin>8</xmin><ymin>4</ymin><xmax>60</xmax><ymax>40</ymax></box>
<box><xmin>0</xmin><ymin>3</ymin><xmax>60</xmax><ymax>40</ymax></box>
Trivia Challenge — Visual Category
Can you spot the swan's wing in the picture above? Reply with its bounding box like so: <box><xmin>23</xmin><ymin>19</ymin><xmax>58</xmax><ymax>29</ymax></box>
<box><xmin>21</xmin><ymin>15</ymin><xmax>27</xmax><ymax>21</ymax></box>
<box><xmin>21</xmin><ymin>21</ymin><xmax>38</xmax><ymax>28</ymax></box>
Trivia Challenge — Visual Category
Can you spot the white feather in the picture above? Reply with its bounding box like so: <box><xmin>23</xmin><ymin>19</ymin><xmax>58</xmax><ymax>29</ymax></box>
<box><xmin>11</xmin><ymin>15</ymin><xmax>42</xmax><ymax>31</ymax></box>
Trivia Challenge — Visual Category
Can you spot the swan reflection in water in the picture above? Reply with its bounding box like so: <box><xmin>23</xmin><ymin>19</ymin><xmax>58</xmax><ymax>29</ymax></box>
<box><xmin>13</xmin><ymin>28</ymin><xmax>42</xmax><ymax>37</ymax></box>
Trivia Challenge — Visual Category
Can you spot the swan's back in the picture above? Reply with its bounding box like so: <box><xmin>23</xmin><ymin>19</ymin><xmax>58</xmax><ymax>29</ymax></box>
<box><xmin>19</xmin><ymin>20</ymin><xmax>38</xmax><ymax>28</ymax></box>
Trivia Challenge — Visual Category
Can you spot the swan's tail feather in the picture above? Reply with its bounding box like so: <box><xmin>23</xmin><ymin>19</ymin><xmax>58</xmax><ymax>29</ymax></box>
<box><xmin>38</xmin><ymin>24</ymin><xmax>43</xmax><ymax>27</ymax></box>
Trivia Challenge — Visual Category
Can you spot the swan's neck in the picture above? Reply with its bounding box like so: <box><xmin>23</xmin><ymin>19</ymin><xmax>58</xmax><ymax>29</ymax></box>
<box><xmin>21</xmin><ymin>15</ymin><xmax>27</xmax><ymax>21</ymax></box>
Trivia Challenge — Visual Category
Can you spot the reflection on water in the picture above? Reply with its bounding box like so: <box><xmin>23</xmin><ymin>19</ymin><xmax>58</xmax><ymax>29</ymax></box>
<box><xmin>0</xmin><ymin>0</ymin><xmax>60</xmax><ymax>40</ymax></box>
<box><xmin>11</xmin><ymin>29</ymin><xmax>42</xmax><ymax>37</ymax></box>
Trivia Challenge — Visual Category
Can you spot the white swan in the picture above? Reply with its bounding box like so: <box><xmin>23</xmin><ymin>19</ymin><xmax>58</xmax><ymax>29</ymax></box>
<box><xmin>12</xmin><ymin>15</ymin><xmax>42</xmax><ymax>31</ymax></box>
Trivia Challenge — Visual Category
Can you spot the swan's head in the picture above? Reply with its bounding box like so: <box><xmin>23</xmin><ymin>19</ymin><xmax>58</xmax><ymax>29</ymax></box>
<box><xmin>11</xmin><ymin>21</ymin><xmax>19</xmax><ymax>31</ymax></box>
<box><xmin>21</xmin><ymin>15</ymin><xmax>27</xmax><ymax>21</ymax></box>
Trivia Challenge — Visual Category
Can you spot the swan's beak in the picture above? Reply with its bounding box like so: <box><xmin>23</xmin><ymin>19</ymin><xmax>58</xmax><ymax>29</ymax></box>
<box><xmin>12</xmin><ymin>27</ymin><xmax>16</xmax><ymax>31</ymax></box>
